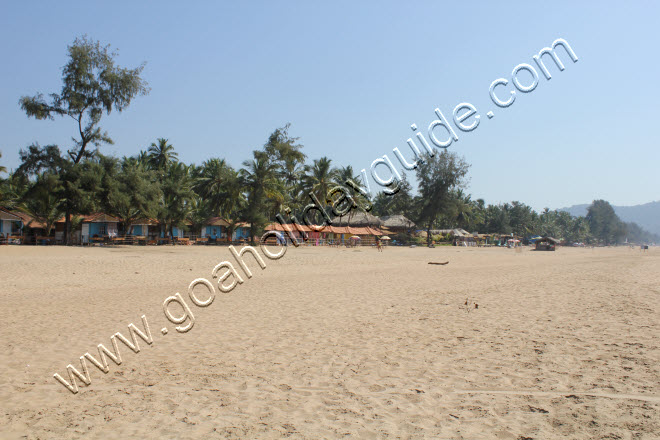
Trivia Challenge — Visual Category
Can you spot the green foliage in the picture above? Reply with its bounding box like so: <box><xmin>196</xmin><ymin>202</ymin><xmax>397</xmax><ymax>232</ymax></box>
<box><xmin>415</xmin><ymin>151</ymin><xmax>470</xmax><ymax>245</ymax></box>
<box><xmin>17</xmin><ymin>36</ymin><xmax>148</xmax><ymax>244</ymax></box>
<box><xmin>20</xmin><ymin>172</ymin><xmax>64</xmax><ymax>236</ymax></box>
<box><xmin>11</xmin><ymin>39</ymin><xmax>658</xmax><ymax>246</ymax></box>
<box><xmin>302</xmin><ymin>157</ymin><xmax>339</xmax><ymax>202</ymax></box>
<box><xmin>147</xmin><ymin>138</ymin><xmax>178</xmax><ymax>172</ymax></box>
<box><xmin>0</xmin><ymin>151</ymin><xmax>7</xmax><ymax>175</ymax></box>
<box><xmin>372</xmin><ymin>173</ymin><xmax>416</xmax><ymax>220</ymax></box>
<box><xmin>240</xmin><ymin>150</ymin><xmax>283</xmax><ymax>242</ymax></box>
<box><xmin>19</xmin><ymin>36</ymin><xmax>149</xmax><ymax>164</ymax></box>
<box><xmin>586</xmin><ymin>200</ymin><xmax>627</xmax><ymax>244</ymax></box>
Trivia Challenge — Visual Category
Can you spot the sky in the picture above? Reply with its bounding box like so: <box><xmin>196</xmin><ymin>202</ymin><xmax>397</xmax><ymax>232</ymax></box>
<box><xmin>0</xmin><ymin>1</ymin><xmax>658</xmax><ymax>211</ymax></box>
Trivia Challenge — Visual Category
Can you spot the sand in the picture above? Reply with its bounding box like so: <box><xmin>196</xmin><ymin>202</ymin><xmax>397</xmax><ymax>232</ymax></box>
<box><xmin>0</xmin><ymin>244</ymin><xmax>658</xmax><ymax>439</ymax></box>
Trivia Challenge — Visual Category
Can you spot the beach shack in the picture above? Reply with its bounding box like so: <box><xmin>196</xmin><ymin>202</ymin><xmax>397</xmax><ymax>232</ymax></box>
<box><xmin>159</xmin><ymin>225</ymin><xmax>185</xmax><ymax>239</ymax></box>
<box><xmin>380</xmin><ymin>214</ymin><xmax>416</xmax><ymax>235</ymax></box>
<box><xmin>79</xmin><ymin>213</ymin><xmax>119</xmax><ymax>244</ymax></box>
<box><xmin>535</xmin><ymin>236</ymin><xmax>559</xmax><ymax>251</ymax></box>
<box><xmin>128</xmin><ymin>218</ymin><xmax>158</xmax><ymax>238</ymax></box>
<box><xmin>233</xmin><ymin>222</ymin><xmax>251</xmax><ymax>241</ymax></box>
<box><xmin>200</xmin><ymin>217</ymin><xmax>229</xmax><ymax>242</ymax></box>
<box><xmin>0</xmin><ymin>207</ymin><xmax>23</xmax><ymax>243</ymax></box>
<box><xmin>9</xmin><ymin>210</ymin><xmax>53</xmax><ymax>244</ymax></box>
<box><xmin>125</xmin><ymin>218</ymin><xmax>159</xmax><ymax>244</ymax></box>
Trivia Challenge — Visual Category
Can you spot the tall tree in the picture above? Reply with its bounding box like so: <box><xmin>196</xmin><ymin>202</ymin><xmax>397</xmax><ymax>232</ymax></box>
<box><xmin>240</xmin><ymin>151</ymin><xmax>283</xmax><ymax>243</ymax></box>
<box><xmin>415</xmin><ymin>151</ymin><xmax>470</xmax><ymax>245</ymax></box>
<box><xmin>158</xmin><ymin>162</ymin><xmax>194</xmax><ymax>239</ymax></box>
<box><xmin>15</xmin><ymin>144</ymin><xmax>101</xmax><ymax>237</ymax></box>
<box><xmin>263</xmin><ymin>124</ymin><xmax>306</xmax><ymax>174</ymax></box>
<box><xmin>95</xmin><ymin>155</ymin><xmax>161</xmax><ymax>232</ymax></box>
<box><xmin>586</xmin><ymin>199</ymin><xmax>626</xmax><ymax>244</ymax></box>
<box><xmin>147</xmin><ymin>138</ymin><xmax>178</xmax><ymax>172</ymax></box>
<box><xmin>19</xmin><ymin>36</ymin><xmax>149</xmax><ymax>244</ymax></box>
<box><xmin>194</xmin><ymin>158</ymin><xmax>232</xmax><ymax>216</ymax></box>
<box><xmin>303</xmin><ymin>157</ymin><xmax>338</xmax><ymax>201</ymax></box>
<box><xmin>20</xmin><ymin>172</ymin><xmax>64</xmax><ymax>237</ymax></box>
<box><xmin>450</xmin><ymin>190</ymin><xmax>484</xmax><ymax>232</ymax></box>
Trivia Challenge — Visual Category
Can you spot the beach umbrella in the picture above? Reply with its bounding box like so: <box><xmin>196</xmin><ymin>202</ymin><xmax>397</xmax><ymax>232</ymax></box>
<box><xmin>380</xmin><ymin>236</ymin><xmax>391</xmax><ymax>240</ymax></box>
<box><xmin>350</xmin><ymin>235</ymin><xmax>361</xmax><ymax>240</ymax></box>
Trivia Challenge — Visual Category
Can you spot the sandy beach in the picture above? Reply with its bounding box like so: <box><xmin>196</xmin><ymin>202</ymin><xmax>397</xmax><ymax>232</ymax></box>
<box><xmin>0</xmin><ymin>244</ymin><xmax>658</xmax><ymax>439</ymax></box>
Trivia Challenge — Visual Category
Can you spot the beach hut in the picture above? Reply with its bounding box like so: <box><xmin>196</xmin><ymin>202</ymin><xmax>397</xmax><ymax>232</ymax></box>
<box><xmin>233</xmin><ymin>222</ymin><xmax>251</xmax><ymax>242</ymax></box>
<box><xmin>79</xmin><ymin>213</ymin><xmax>119</xmax><ymax>244</ymax></box>
<box><xmin>7</xmin><ymin>210</ymin><xmax>54</xmax><ymax>244</ymax></box>
<box><xmin>200</xmin><ymin>217</ymin><xmax>230</xmax><ymax>242</ymax></box>
<box><xmin>53</xmin><ymin>213</ymin><xmax>120</xmax><ymax>244</ymax></box>
<box><xmin>535</xmin><ymin>236</ymin><xmax>559</xmax><ymax>251</ymax></box>
<box><xmin>380</xmin><ymin>214</ymin><xmax>416</xmax><ymax>235</ymax></box>
<box><xmin>332</xmin><ymin>211</ymin><xmax>384</xmax><ymax>228</ymax></box>
<box><xmin>0</xmin><ymin>207</ymin><xmax>24</xmax><ymax>243</ymax></box>
<box><xmin>127</xmin><ymin>218</ymin><xmax>158</xmax><ymax>238</ymax></box>
<box><xmin>124</xmin><ymin>218</ymin><xmax>159</xmax><ymax>244</ymax></box>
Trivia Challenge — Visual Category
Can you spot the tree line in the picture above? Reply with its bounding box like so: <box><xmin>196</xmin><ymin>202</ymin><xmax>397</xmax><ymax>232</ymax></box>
<box><xmin>0</xmin><ymin>36</ymin><xmax>656</xmax><ymax>246</ymax></box>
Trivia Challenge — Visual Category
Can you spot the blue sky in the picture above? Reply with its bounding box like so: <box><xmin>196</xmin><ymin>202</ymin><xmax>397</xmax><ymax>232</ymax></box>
<box><xmin>1</xmin><ymin>1</ymin><xmax>658</xmax><ymax>211</ymax></box>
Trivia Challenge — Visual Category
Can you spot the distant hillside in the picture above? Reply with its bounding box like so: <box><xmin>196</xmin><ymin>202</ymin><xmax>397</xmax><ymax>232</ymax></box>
<box><xmin>560</xmin><ymin>201</ymin><xmax>660</xmax><ymax>236</ymax></box>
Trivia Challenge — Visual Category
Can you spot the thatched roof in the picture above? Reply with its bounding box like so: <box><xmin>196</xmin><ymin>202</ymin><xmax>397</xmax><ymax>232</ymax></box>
<box><xmin>331</xmin><ymin>211</ymin><xmax>384</xmax><ymax>227</ymax></box>
<box><xmin>380</xmin><ymin>214</ymin><xmax>416</xmax><ymax>229</ymax></box>
<box><xmin>429</xmin><ymin>228</ymin><xmax>470</xmax><ymax>237</ymax></box>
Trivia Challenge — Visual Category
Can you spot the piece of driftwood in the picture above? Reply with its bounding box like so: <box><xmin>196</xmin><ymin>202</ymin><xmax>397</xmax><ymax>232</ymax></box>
<box><xmin>428</xmin><ymin>261</ymin><xmax>449</xmax><ymax>265</ymax></box>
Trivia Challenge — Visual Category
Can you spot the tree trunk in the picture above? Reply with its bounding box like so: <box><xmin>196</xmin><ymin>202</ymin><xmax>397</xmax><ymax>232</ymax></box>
<box><xmin>427</xmin><ymin>223</ymin><xmax>432</xmax><ymax>247</ymax></box>
<box><xmin>65</xmin><ymin>208</ymin><xmax>71</xmax><ymax>246</ymax></box>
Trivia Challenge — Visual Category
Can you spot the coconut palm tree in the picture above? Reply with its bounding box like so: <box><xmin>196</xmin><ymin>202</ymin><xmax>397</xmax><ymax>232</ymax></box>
<box><xmin>219</xmin><ymin>168</ymin><xmax>247</xmax><ymax>240</ymax></box>
<box><xmin>21</xmin><ymin>172</ymin><xmax>64</xmax><ymax>237</ymax></box>
<box><xmin>240</xmin><ymin>151</ymin><xmax>283</xmax><ymax>242</ymax></box>
<box><xmin>147</xmin><ymin>138</ymin><xmax>178</xmax><ymax>171</ymax></box>
<box><xmin>194</xmin><ymin>158</ymin><xmax>231</xmax><ymax>214</ymax></box>
<box><xmin>0</xmin><ymin>152</ymin><xmax>7</xmax><ymax>175</ymax></box>
<box><xmin>335</xmin><ymin>165</ymin><xmax>361</xmax><ymax>186</ymax></box>
<box><xmin>452</xmin><ymin>190</ymin><xmax>484</xmax><ymax>231</ymax></box>
<box><xmin>158</xmin><ymin>162</ymin><xmax>193</xmax><ymax>239</ymax></box>
<box><xmin>186</xmin><ymin>195</ymin><xmax>212</xmax><ymax>237</ymax></box>
<box><xmin>303</xmin><ymin>157</ymin><xmax>338</xmax><ymax>202</ymax></box>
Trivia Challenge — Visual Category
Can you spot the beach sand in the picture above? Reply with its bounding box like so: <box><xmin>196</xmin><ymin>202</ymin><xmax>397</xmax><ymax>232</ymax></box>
<box><xmin>0</xmin><ymin>244</ymin><xmax>658</xmax><ymax>439</ymax></box>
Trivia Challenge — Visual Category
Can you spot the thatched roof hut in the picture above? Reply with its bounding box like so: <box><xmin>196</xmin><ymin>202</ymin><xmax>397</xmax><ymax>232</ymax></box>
<box><xmin>535</xmin><ymin>236</ymin><xmax>559</xmax><ymax>251</ymax></box>
<box><xmin>380</xmin><ymin>214</ymin><xmax>416</xmax><ymax>232</ymax></box>
<box><xmin>429</xmin><ymin>228</ymin><xmax>470</xmax><ymax>237</ymax></box>
<box><xmin>331</xmin><ymin>211</ymin><xmax>384</xmax><ymax>227</ymax></box>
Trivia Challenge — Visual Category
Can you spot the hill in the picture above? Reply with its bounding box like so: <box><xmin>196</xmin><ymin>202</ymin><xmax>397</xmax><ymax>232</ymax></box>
<box><xmin>560</xmin><ymin>201</ymin><xmax>660</xmax><ymax>236</ymax></box>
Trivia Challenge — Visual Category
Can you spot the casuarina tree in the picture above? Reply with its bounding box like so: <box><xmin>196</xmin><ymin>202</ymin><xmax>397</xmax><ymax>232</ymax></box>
<box><xmin>19</xmin><ymin>36</ymin><xmax>149</xmax><ymax>244</ymax></box>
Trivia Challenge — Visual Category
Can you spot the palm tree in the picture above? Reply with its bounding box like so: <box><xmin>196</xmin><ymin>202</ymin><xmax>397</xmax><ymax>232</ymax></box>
<box><xmin>452</xmin><ymin>190</ymin><xmax>480</xmax><ymax>231</ymax></box>
<box><xmin>158</xmin><ymin>162</ymin><xmax>193</xmax><ymax>239</ymax></box>
<box><xmin>147</xmin><ymin>138</ymin><xmax>178</xmax><ymax>171</ymax></box>
<box><xmin>219</xmin><ymin>168</ymin><xmax>247</xmax><ymax>240</ymax></box>
<box><xmin>0</xmin><ymin>152</ymin><xmax>7</xmax><ymax>175</ymax></box>
<box><xmin>186</xmin><ymin>195</ymin><xmax>211</xmax><ymax>237</ymax></box>
<box><xmin>240</xmin><ymin>151</ymin><xmax>283</xmax><ymax>242</ymax></box>
<box><xmin>21</xmin><ymin>173</ymin><xmax>64</xmax><ymax>237</ymax></box>
<box><xmin>303</xmin><ymin>157</ymin><xmax>338</xmax><ymax>202</ymax></box>
<box><xmin>0</xmin><ymin>171</ymin><xmax>28</xmax><ymax>210</ymax></box>
<box><xmin>194</xmin><ymin>158</ymin><xmax>231</xmax><ymax>215</ymax></box>
<box><xmin>336</xmin><ymin>165</ymin><xmax>361</xmax><ymax>186</ymax></box>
